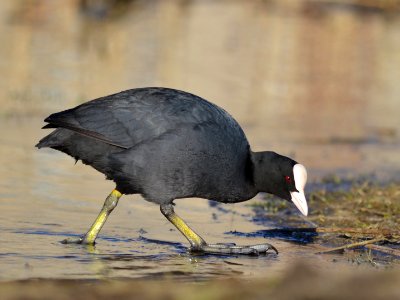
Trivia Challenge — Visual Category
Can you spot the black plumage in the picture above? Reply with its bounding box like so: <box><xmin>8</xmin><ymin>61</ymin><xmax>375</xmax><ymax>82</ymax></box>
<box><xmin>37</xmin><ymin>87</ymin><xmax>258</xmax><ymax>203</ymax></box>
<box><xmin>37</xmin><ymin>87</ymin><xmax>308</xmax><ymax>254</ymax></box>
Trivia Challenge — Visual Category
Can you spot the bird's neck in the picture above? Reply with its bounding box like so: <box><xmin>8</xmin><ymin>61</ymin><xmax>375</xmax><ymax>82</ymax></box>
<box><xmin>250</xmin><ymin>151</ymin><xmax>280</xmax><ymax>193</ymax></box>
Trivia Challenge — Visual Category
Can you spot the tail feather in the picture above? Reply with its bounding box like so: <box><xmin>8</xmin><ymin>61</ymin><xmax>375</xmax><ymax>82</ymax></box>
<box><xmin>42</xmin><ymin>124</ymin><xmax>57</xmax><ymax>129</ymax></box>
<box><xmin>36</xmin><ymin>128</ymin><xmax>69</xmax><ymax>149</ymax></box>
<box><xmin>36</xmin><ymin>128</ymin><xmax>123</xmax><ymax>177</ymax></box>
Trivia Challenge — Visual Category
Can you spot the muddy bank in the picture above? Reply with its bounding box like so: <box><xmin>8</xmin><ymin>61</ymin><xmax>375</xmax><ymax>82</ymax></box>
<box><xmin>246</xmin><ymin>181</ymin><xmax>400</xmax><ymax>266</ymax></box>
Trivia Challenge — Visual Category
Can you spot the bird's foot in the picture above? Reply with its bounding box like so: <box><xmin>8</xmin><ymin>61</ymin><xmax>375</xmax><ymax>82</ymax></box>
<box><xmin>191</xmin><ymin>242</ymin><xmax>278</xmax><ymax>256</ymax></box>
<box><xmin>60</xmin><ymin>236</ymin><xmax>93</xmax><ymax>245</ymax></box>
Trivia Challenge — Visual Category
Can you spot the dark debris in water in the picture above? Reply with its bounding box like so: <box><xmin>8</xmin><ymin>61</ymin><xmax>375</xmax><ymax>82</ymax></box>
<box><xmin>226</xmin><ymin>229</ymin><xmax>318</xmax><ymax>244</ymax></box>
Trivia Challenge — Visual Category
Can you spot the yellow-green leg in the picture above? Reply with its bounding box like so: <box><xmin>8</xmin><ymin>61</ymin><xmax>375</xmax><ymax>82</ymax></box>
<box><xmin>62</xmin><ymin>189</ymin><xmax>122</xmax><ymax>245</ymax></box>
<box><xmin>160</xmin><ymin>204</ymin><xmax>206</xmax><ymax>250</ymax></box>
<box><xmin>160</xmin><ymin>204</ymin><xmax>278</xmax><ymax>255</ymax></box>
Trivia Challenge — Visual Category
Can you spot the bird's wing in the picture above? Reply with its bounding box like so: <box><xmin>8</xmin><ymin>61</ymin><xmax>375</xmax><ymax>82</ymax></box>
<box><xmin>42</xmin><ymin>88</ymin><xmax>231</xmax><ymax>149</ymax></box>
<box><xmin>41</xmin><ymin>121</ymin><xmax>128</xmax><ymax>149</ymax></box>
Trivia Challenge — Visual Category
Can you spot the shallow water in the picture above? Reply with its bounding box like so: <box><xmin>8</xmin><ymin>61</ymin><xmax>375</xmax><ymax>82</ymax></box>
<box><xmin>0</xmin><ymin>117</ymin><xmax>397</xmax><ymax>281</ymax></box>
<box><xmin>1</xmin><ymin>0</ymin><xmax>400</xmax><ymax>281</ymax></box>
<box><xmin>0</xmin><ymin>119</ymin><xmax>311</xmax><ymax>280</ymax></box>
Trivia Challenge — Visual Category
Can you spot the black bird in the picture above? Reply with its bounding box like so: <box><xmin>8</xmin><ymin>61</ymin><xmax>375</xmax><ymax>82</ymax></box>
<box><xmin>36</xmin><ymin>87</ymin><xmax>308</xmax><ymax>255</ymax></box>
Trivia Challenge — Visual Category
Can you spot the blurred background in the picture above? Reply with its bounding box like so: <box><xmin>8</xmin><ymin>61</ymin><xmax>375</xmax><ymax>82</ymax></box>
<box><xmin>1</xmin><ymin>0</ymin><xmax>400</xmax><ymax>177</ymax></box>
<box><xmin>0</xmin><ymin>0</ymin><xmax>400</xmax><ymax>282</ymax></box>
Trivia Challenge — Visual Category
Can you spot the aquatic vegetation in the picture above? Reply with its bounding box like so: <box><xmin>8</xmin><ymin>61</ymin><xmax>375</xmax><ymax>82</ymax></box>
<box><xmin>308</xmin><ymin>182</ymin><xmax>400</xmax><ymax>239</ymax></box>
<box><xmin>247</xmin><ymin>179</ymin><xmax>400</xmax><ymax>267</ymax></box>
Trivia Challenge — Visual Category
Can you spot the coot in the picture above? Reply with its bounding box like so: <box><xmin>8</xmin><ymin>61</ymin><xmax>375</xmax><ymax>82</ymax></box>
<box><xmin>37</xmin><ymin>87</ymin><xmax>308</xmax><ymax>255</ymax></box>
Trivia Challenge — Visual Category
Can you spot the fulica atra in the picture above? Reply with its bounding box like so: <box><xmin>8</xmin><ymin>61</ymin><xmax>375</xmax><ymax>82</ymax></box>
<box><xmin>36</xmin><ymin>87</ymin><xmax>308</xmax><ymax>255</ymax></box>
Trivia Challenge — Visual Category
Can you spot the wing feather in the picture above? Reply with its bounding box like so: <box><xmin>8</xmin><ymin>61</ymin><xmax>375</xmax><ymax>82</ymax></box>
<box><xmin>42</xmin><ymin>120</ymin><xmax>128</xmax><ymax>149</ymax></box>
<box><xmin>41</xmin><ymin>88</ymin><xmax>237</xmax><ymax>151</ymax></box>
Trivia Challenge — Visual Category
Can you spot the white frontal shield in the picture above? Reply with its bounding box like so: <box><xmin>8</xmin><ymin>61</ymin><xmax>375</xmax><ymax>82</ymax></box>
<box><xmin>290</xmin><ymin>164</ymin><xmax>308</xmax><ymax>216</ymax></box>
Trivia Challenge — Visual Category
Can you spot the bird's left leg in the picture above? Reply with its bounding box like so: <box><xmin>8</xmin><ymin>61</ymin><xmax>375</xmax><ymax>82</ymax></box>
<box><xmin>61</xmin><ymin>189</ymin><xmax>122</xmax><ymax>245</ymax></box>
<box><xmin>160</xmin><ymin>204</ymin><xmax>278</xmax><ymax>255</ymax></box>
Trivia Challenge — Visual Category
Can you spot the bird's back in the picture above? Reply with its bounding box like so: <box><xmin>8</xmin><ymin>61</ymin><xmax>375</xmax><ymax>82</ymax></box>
<box><xmin>37</xmin><ymin>88</ymin><xmax>254</xmax><ymax>202</ymax></box>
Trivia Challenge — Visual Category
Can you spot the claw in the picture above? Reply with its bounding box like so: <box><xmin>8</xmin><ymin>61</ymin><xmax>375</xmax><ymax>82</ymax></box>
<box><xmin>191</xmin><ymin>243</ymin><xmax>278</xmax><ymax>256</ymax></box>
<box><xmin>249</xmin><ymin>243</ymin><xmax>279</xmax><ymax>255</ymax></box>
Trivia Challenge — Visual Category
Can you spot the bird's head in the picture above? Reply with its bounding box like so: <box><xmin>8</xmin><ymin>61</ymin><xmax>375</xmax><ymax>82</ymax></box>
<box><xmin>252</xmin><ymin>152</ymin><xmax>308</xmax><ymax>216</ymax></box>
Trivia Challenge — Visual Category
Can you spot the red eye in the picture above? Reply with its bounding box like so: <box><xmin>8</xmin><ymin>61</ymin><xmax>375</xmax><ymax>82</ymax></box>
<box><xmin>285</xmin><ymin>176</ymin><xmax>291</xmax><ymax>183</ymax></box>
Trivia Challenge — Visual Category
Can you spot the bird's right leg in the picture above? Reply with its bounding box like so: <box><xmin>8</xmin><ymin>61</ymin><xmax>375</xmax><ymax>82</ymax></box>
<box><xmin>61</xmin><ymin>189</ymin><xmax>122</xmax><ymax>245</ymax></box>
<box><xmin>160</xmin><ymin>204</ymin><xmax>207</xmax><ymax>250</ymax></box>
<box><xmin>160</xmin><ymin>204</ymin><xmax>278</xmax><ymax>255</ymax></box>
